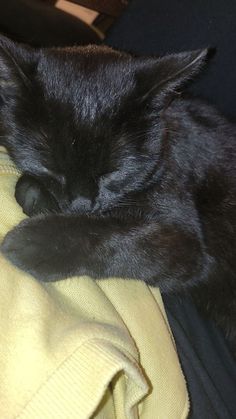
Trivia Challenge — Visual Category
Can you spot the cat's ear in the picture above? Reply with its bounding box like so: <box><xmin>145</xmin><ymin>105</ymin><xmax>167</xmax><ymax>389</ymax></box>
<box><xmin>135</xmin><ymin>49</ymin><xmax>210</xmax><ymax>104</ymax></box>
<box><xmin>0</xmin><ymin>34</ymin><xmax>38</xmax><ymax>102</ymax></box>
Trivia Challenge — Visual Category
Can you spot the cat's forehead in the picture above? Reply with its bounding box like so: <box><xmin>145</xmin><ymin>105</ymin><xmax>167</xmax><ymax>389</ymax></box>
<box><xmin>37</xmin><ymin>45</ymin><xmax>135</xmax><ymax>103</ymax></box>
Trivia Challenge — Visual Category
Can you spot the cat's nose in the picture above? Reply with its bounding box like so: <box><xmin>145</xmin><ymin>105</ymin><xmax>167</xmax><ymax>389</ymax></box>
<box><xmin>69</xmin><ymin>195</ymin><xmax>92</xmax><ymax>213</ymax></box>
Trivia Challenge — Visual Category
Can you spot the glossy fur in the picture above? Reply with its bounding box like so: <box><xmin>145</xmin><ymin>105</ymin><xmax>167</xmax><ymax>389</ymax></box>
<box><xmin>0</xmin><ymin>36</ymin><xmax>235</xmax><ymax>353</ymax></box>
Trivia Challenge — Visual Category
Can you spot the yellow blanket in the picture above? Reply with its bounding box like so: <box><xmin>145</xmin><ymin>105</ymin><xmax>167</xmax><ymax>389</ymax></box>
<box><xmin>0</xmin><ymin>146</ymin><xmax>189</xmax><ymax>419</ymax></box>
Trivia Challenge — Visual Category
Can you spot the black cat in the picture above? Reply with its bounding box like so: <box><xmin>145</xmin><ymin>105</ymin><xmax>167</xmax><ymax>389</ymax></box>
<box><xmin>0</xmin><ymin>35</ymin><xmax>235</xmax><ymax>354</ymax></box>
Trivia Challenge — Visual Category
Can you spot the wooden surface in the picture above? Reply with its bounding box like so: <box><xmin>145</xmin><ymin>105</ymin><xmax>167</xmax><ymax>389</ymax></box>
<box><xmin>55</xmin><ymin>0</ymin><xmax>98</xmax><ymax>24</ymax></box>
<box><xmin>62</xmin><ymin>0</ymin><xmax>128</xmax><ymax>17</ymax></box>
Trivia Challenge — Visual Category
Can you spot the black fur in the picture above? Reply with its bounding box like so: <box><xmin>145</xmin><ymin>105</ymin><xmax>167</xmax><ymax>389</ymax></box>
<box><xmin>0</xmin><ymin>35</ymin><xmax>235</xmax><ymax>354</ymax></box>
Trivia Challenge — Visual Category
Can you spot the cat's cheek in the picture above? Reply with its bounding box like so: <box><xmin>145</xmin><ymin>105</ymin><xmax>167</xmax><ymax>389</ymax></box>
<box><xmin>15</xmin><ymin>174</ymin><xmax>59</xmax><ymax>216</ymax></box>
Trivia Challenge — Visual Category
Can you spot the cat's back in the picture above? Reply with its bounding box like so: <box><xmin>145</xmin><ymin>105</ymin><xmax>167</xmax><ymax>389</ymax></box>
<box><xmin>164</xmin><ymin>96</ymin><xmax>236</xmax><ymax>179</ymax></box>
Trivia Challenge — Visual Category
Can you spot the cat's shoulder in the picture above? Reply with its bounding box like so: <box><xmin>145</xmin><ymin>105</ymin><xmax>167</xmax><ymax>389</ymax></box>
<box><xmin>168</xmin><ymin>95</ymin><xmax>235</xmax><ymax>138</ymax></box>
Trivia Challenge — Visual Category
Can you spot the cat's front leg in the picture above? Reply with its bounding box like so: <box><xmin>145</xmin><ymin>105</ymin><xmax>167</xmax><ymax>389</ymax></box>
<box><xmin>0</xmin><ymin>214</ymin><xmax>211</xmax><ymax>288</ymax></box>
<box><xmin>1</xmin><ymin>215</ymin><xmax>81</xmax><ymax>281</ymax></box>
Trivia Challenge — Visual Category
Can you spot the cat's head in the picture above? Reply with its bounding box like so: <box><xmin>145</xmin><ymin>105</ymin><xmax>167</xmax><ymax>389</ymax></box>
<box><xmin>0</xmin><ymin>35</ymin><xmax>209</xmax><ymax>214</ymax></box>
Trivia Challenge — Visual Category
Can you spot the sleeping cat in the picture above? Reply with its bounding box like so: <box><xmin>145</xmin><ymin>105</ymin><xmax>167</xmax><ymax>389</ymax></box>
<box><xmin>0</xmin><ymin>35</ymin><xmax>235</xmax><ymax>354</ymax></box>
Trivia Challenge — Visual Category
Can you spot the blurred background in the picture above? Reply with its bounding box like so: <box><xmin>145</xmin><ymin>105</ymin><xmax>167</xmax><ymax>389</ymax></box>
<box><xmin>0</xmin><ymin>0</ymin><xmax>128</xmax><ymax>47</ymax></box>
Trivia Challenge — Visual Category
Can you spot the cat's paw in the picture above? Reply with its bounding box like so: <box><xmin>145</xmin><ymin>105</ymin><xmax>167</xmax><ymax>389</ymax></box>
<box><xmin>1</xmin><ymin>217</ymin><xmax>70</xmax><ymax>281</ymax></box>
<box><xmin>15</xmin><ymin>174</ymin><xmax>58</xmax><ymax>216</ymax></box>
